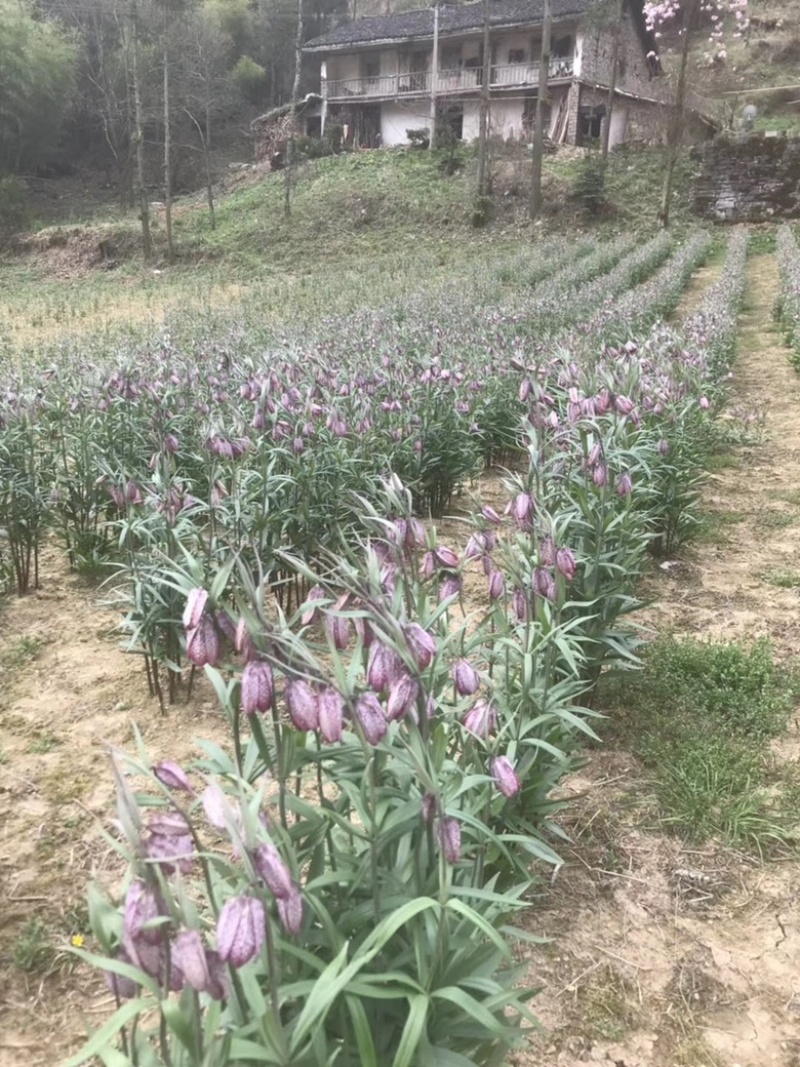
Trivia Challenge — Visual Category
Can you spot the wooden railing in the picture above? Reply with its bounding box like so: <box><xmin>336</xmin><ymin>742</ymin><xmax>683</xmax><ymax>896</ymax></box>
<box><xmin>325</xmin><ymin>58</ymin><xmax>574</xmax><ymax>100</ymax></box>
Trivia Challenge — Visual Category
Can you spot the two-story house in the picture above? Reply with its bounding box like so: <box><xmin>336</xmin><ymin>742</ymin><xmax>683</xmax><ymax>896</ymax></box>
<box><xmin>299</xmin><ymin>0</ymin><xmax>666</xmax><ymax>151</ymax></box>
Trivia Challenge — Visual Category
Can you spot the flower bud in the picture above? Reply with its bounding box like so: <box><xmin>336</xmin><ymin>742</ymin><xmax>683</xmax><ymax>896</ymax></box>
<box><xmin>276</xmin><ymin>886</ymin><xmax>304</xmax><ymax>936</ymax></box>
<box><xmin>254</xmin><ymin>842</ymin><xmax>294</xmax><ymax>900</ymax></box>
<box><xmin>241</xmin><ymin>659</ymin><xmax>274</xmax><ymax>716</ymax></box>
<box><xmin>512</xmin><ymin>588</ymin><xmax>529</xmax><ymax>622</ymax></box>
<box><xmin>616</xmin><ymin>472</ymin><xmax>633</xmax><ymax>497</ymax></box>
<box><xmin>491</xmin><ymin>755</ymin><xmax>521</xmax><ymax>798</ymax></box>
<box><xmin>354</xmin><ymin>692</ymin><xmax>388</xmax><ymax>745</ymax></box>
<box><xmin>592</xmin><ymin>464</ymin><xmax>608</xmax><ymax>488</ymax></box>
<box><xmin>440</xmin><ymin>817</ymin><xmax>461</xmax><ymax>864</ymax></box>
<box><xmin>421</xmin><ymin>551</ymin><xmax>436</xmax><ymax>580</ymax></box>
<box><xmin>285</xmin><ymin>679</ymin><xmax>319</xmax><ymax>732</ymax></box>
<box><xmin>699</xmin><ymin>396</ymin><xmax>710</xmax><ymax>410</ymax></box>
<box><xmin>318</xmin><ymin>686</ymin><xmax>345</xmax><ymax>743</ymax></box>
<box><xmin>422</xmin><ymin>793</ymin><xmax>437</xmax><ymax>823</ymax></box>
<box><xmin>216</xmin><ymin>896</ymin><xmax>266</xmax><ymax>968</ymax></box>
<box><xmin>452</xmin><ymin>659</ymin><xmax>480</xmax><ymax>696</ymax></box>
<box><xmin>153</xmin><ymin>761</ymin><xmax>193</xmax><ymax>793</ymax></box>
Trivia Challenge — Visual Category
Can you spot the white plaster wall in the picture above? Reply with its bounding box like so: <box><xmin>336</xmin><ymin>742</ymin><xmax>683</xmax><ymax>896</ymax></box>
<box><xmin>328</xmin><ymin>53</ymin><xmax>360</xmax><ymax>83</ymax></box>
<box><xmin>462</xmin><ymin>99</ymin><xmax>480</xmax><ymax>141</ymax></box>
<box><xmin>573</xmin><ymin>32</ymin><xmax>583</xmax><ymax>77</ymax></box>
<box><xmin>610</xmin><ymin>106</ymin><xmax>628</xmax><ymax>147</ymax></box>
<box><xmin>493</xmin><ymin>32</ymin><xmax>533</xmax><ymax>64</ymax></box>
<box><xmin>380</xmin><ymin>102</ymin><xmax>431</xmax><ymax>145</ymax></box>
<box><xmin>489</xmin><ymin>98</ymin><xmax>526</xmax><ymax>141</ymax></box>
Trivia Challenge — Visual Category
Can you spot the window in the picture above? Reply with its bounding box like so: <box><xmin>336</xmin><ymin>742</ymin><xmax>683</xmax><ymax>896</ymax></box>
<box><xmin>362</xmin><ymin>57</ymin><xmax>380</xmax><ymax>80</ymax></box>
<box><xmin>508</xmin><ymin>48</ymin><xmax>526</xmax><ymax>64</ymax></box>
<box><xmin>552</xmin><ymin>35</ymin><xmax>573</xmax><ymax>58</ymax></box>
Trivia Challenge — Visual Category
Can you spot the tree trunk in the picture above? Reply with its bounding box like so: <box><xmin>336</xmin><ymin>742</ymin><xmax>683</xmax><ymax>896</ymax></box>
<box><xmin>659</xmin><ymin>0</ymin><xmax>698</xmax><ymax>227</ymax></box>
<box><xmin>163</xmin><ymin>38</ymin><xmax>174</xmax><ymax>261</ymax></box>
<box><xmin>129</xmin><ymin>3</ymin><xmax>152</xmax><ymax>262</ymax></box>
<box><xmin>530</xmin><ymin>0</ymin><xmax>552</xmax><ymax>219</ymax></box>
<box><xmin>284</xmin><ymin>0</ymin><xmax>304</xmax><ymax>219</ymax></box>
<box><xmin>429</xmin><ymin>3</ymin><xmax>439</xmax><ymax>149</ymax></box>
<box><xmin>601</xmin><ymin>0</ymin><xmax>624</xmax><ymax>161</ymax></box>
<box><xmin>475</xmin><ymin>0</ymin><xmax>491</xmax><ymax>204</ymax></box>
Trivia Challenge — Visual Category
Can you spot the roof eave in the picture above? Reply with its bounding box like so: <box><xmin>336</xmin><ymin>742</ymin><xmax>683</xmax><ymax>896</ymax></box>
<box><xmin>303</xmin><ymin>13</ymin><xmax>579</xmax><ymax>54</ymax></box>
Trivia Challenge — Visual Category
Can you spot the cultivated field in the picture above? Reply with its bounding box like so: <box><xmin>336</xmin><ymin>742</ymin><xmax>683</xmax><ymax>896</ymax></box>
<box><xmin>1</xmin><ymin>222</ymin><xmax>800</xmax><ymax>1067</ymax></box>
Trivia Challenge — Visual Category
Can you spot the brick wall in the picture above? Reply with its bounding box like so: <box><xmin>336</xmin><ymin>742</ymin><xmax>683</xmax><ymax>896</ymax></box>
<box><xmin>694</xmin><ymin>135</ymin><xmax>800</xmax><ymax>221</ymax></box>
<box><xmin>579</xmin><ymin>10</ymin><xmax>655</xmax><ymax>99</ymax></box>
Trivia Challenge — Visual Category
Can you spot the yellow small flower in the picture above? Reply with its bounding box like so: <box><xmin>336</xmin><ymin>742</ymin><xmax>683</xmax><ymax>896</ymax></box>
<box><xmin>71</xmin><ymin>934</ymin><xmax>85</xmax><ymax>948</ymax></box>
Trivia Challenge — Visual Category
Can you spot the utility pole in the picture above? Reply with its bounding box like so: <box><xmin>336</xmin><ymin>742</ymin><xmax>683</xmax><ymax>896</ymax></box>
<box><xmin>429</xmin><ymin>1</ymin><xmax>440</xmax><ymax>148</ymax></box>
<box><xmin>529</xmin><ymin>0</ymin><xmax>551</xmax><ymax>219</ymax></box>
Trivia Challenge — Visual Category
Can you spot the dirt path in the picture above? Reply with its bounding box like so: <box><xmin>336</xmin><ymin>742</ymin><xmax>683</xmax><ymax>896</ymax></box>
<box><xmin>0</xmin><ymin>551</ymin><xmax>229</xmax><ymax>1067</ymax></box>
<box><xmin>517</xmin><ymin>252</ymin><xmax>800</xmax><ymax>1067</ymax></box>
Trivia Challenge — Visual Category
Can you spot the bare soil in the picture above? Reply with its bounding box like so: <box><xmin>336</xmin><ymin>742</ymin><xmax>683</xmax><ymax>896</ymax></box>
<box><xmin>1</xmin><ymin>252</ymin><xmax>799</xmax><ymax>1066</ymax></box>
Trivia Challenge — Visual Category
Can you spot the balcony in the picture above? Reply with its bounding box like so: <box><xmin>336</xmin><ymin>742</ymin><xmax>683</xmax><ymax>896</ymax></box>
<box><xmin>325</xmin><ymin>58</ymin><xmax>574</xmax><ymax>101</ymax></box>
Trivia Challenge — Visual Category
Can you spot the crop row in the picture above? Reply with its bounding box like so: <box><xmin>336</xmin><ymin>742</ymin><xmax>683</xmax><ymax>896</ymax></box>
<box><xmin>777</xmin><ymin>224</ymin><xmax>800</xmax><ymax>371</ymax></box>
<box><xmin>65</xmin><ymin>232</ymin><xmax>752</xmax><ymax>1066</ymax></box>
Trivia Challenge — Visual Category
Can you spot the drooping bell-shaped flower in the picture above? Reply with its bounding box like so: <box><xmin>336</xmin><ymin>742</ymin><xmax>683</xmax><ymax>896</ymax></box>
<box><xmin>592</xmin><ymin>464</ymin><xmax>608</xmax><ymax>488</ymax></box>
<box><xmin>146</xmin><ymin>831</ymin><xmax>194</xmax><ymax>875</ymax></box>
<box><xmin>421</xmin><ymin>551</ymin><xmax>437</xmax><ymax>580</ymax></box>
<box><xmin>285</xmin><ymin>679</ymin><xmax>319</xmax><ymax>732</ymax></box>
<box><xmin>354</xmin><ymin>692</ymin><xmax>388</xmax><ymax>745</ymax></box>
<box><xmin>186</xmin><ymin>616</ymin><xmax>222</xmax><ymax>668</ymax></box>
<box><xmin>241</xmin><ymin>659</ymin><xmax>274</xmax><ymax>716</ymax></box>
<box><xmin>463</xmin><ymin>698</ymin><xmax>497</xmax><ymax>738</ymax></box>
<box><xmin>216</xmin><ymin>895</ymin><xmax>266</xmax><ymax>968</ymax></box>
<box><xmin>153</xmin><ymin>761</ymin><xmax>193</xmax><ymax>793</ymax></box>
<box><xmin>367</xmin><ymin>642</ymin><xmax>403</xmax><ymax>692</ymax></box>
<box><xmin>509</xmin><ymin>492</ymin><xmax>535</xmax><ymax>530</ymax></box>
<box><xmin>616</xmin><ymin>472</ymin><xmax>633</xmax><ymax>497</ymax></box>
<box><xmin>614</xmin><ymin>394</ymin><xmax>634</xmax><ymax>415</ymax></box>
<box><xmin>183</xmin><ymin>588</ymin><xmax>209</xmax><ymax>630</ymax></box>
<box><xmin>483</xmin><ymin>565</ymin><xmax>503</xmax><ymax>599</ymax></box>
<box><xmin>300</xmin><ymin>584</ymin><xmax>326</xmax><ymax>626</ymax></box>
<box><xmin>172</xmin><ymin>929</ymin><xmax>213</xmax><ymax>993</ymax></box>
<box><xmin>491</xmin><ymin>756</ymin><xmax>521</xmax><ymax>798</ymax></box>
<box><xmin>512</xmin><ymin>587</ymin><xmax>529</xmax><ymax>622</ymax></box>
<box><xmin>124</xmin><ymin>879</ymin><xmax>166</xmax><ymax>947</ymax></box>
<box><xmin>433</xmin><ymin>545</ymin><xmax>459</xmax><ymax>569</ymax></box>
<box><xmin>323</xmin><ymin>613</ymin><xmax>351</xmax><ymax>651</ymax></box>
<box><xmin>105</xmin><ymin>945</ymin><xmax>139</xmax><ymax>1000</ymax></box>
<box><xmin>276</xmin><ymin>885</ymin><xmax>304</xmax><ymax>936</ymax></box>
<box><xmin>235</xmin><ymin>617</ymin><xmax>257</xmax><ymax>662</ymax></box>
<box><xmin>403</xmin><ymin>624</ymin><xmax>437</xmax><ymax>671</ymax></box>
<box><xmin>452</xmin><ymin>659</ymin><xmax>480</xmax><ymax>697</ymax></box>
<box><xmin>555</xmin><ymin>548</ymin><xmax>577</xmax><ymax>581</ymax></box>
<box><xmin>482</xmin><ymin>505</ymin><xmax>502</xmax><ymax>526</ymax></box>
<box><xmin>202</xmin><ymin>782</ymin><xmax>232</xmax><ymax>832</ymax></box>
<box><xmin>422</xmin><ymin>793</ymin><xmax>437</xmax><ymax>824</ymax></box>
<box><xmin>439</xmin><ymin>575</ymin><xmax>462</xmax><ymax>602</ymax></box>
<box><xmin>317</xmin><ymin>686</ymin><xmax>345</xmax><ymax>743</ymax></box>
<box><xmin>254</xmin><ymin>842</ymin><xmax>294</xmax><ymax>900</ymax></box>
<box><xmin>387</xmin><ymin>673</ymin><xmax>420</xmax><ymax>721</ymax></box>
<box><xmin>440</xmin><ymin>817</ymin><xmax>461</xmax><ymax>864</ymax></box>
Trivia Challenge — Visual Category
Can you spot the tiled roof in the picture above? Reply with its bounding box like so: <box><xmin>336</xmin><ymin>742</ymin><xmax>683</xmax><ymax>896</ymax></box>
<box><xmin>303</xmin><ymin>0</ymin><xmax>594</xmax><ymax>50</ymax></box>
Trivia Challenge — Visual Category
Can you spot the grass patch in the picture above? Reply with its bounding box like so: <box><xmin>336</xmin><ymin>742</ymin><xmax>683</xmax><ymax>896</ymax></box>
<box><xmin>694</xmin><ymin>508</ymin><xmax>747</xmax><ymax>544</ymax></box>
<box><xmin>758</xmin><ymin>510</ymin><xmax>797</xmax><ymax>529</ymax></box>
<box><xmin>26</xmin><ymin>730</ymin><xmax>61</xmax><ymax>754</ymax></box>
<box><xmin>0</xmin><ymin>633</ymin><xmax>45</xmax><ymax>671</ymax></box>
<box><xmin>601</xmin><ymin>637</ymin><xmax>800</xmax><ymax>852</ymax></box>
<box><xmin>763</xmin><ymin>568</ymin><xmax>800</xmax><ymax>589</ymax></box>
<box><xmin>13</xmin><ymin>917</ymin><xmax>55</xmax><ymax>973</ymax></box>
<box><xmin>766</xmin><ymin>488</ymin><xmax>800</xmax><ymax>508</ymax></box>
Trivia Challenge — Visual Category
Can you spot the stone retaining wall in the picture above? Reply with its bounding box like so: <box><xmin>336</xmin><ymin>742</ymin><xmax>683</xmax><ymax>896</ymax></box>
<box><xmin>693</xmin><ymin>135</ymin><xmax>800</xmax><ymax>222</ymax></box>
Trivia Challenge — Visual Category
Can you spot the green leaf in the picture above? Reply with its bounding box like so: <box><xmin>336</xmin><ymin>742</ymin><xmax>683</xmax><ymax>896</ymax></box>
<box><xmin>61</xmin><ymin>998</ymin><xmax>154</xmax><ymax>1067</ymax></box>
<box><xmin>391</xmin><ymin>994</ymin><xmax>429</xmax><ymax>1067</ymax></box>
<box><xmin>345</xmin><ymin>994</ymin><xmax>378</xmax><ymax>1067</ymax></box>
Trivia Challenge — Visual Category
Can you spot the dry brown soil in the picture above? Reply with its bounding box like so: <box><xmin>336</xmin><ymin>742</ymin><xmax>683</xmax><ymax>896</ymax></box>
<box><xmin>0</xmin><ymin>252</ymin><xmax>799</xmax><ymax>1067</ymax></box>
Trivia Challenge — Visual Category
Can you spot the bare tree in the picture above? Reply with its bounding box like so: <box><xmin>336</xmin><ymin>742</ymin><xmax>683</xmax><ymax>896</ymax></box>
<box><xmin>529</xmin><ymin>0</ymin><xmax>551</xmax><ymax>219</ymax></box>
<box><xmin>474</xmin><ymin>0</ymin><xmax>491</xmax><ymax>215</ymax></box>
<box><xmin>284</xmin><ymin>0</ymin><xmax>304</xmax><ymax>218</ymax></box>
<box><xmin>601</xmin><ymin>0</ymin><xmax>624</xmax><ymax>161</ymax></box>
